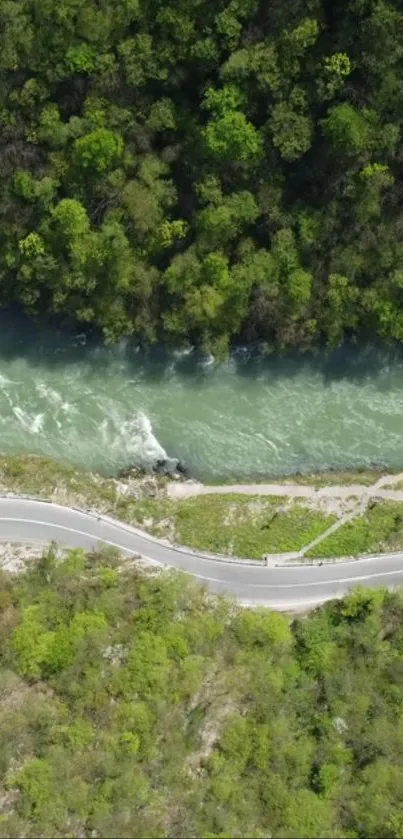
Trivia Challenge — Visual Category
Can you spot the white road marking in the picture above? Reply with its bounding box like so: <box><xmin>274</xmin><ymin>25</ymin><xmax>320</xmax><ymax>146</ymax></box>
<box><xmin>190</xmin><ymin>566</ymin><xmax>403</xmax><ymax>589</ymax></box>
<box><xmin>0</xmin><ymin>508</ymin><xmax>403</xmax><ymax>603</ymax></box>
<box><xmin>0</xmin><ymin>517</ymin><xmax>147</xmax><ymax>558</ymax></box>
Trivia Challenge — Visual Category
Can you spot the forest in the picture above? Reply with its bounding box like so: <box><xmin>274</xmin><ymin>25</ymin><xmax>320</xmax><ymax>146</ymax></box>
<box><xmin>1</xmin><ymin>547</ymin><xmax>403</xmax><ymax>837</ymax></box>
<box><xmin>0</xmin><ymin>0</ymin><xmax>403</xmax><ymax>356</ymax></box>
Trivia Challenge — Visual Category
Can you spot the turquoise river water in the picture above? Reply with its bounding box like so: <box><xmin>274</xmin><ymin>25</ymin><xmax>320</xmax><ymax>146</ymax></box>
<box><xmin>1</xmin><ymin>313</ymin><xmax>403</xmax><ymax>481</ymax></box>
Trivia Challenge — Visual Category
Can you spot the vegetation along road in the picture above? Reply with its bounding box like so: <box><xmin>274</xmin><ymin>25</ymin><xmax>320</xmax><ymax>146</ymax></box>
<box><xmin>3</xmin><ymin>496</ymin><xmax>403</xmax><ymax>610</ymax></box>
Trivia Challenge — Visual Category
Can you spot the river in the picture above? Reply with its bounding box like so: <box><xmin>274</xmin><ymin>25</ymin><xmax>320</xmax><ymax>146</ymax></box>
<box><xmin>0</xmin><ymin>312</ymin><xmax>403</xmax><ymax>481</ymax></box>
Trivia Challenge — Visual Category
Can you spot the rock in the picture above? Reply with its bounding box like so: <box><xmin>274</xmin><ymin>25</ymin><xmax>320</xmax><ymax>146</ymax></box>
<box><xmin>154</xmin><ymin>457</ymin><xmax>189</xmax><ymax>479</ymax></box>
<box><xmin>118</xmin><ymin>457</ymin><xmax>190</xmax><ymax>481</ymax></box>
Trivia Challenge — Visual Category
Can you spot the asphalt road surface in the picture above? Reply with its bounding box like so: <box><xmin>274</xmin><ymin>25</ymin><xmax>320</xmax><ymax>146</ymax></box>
<box><xmin>1</xmin><ymin>497</ymin><xmax>402</xmax><ymax>610</ymax></box>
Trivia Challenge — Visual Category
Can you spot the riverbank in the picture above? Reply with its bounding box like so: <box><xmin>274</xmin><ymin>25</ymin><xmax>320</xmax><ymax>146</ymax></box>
<box><xmin>3</xmin><ymin>454</ymin><xmax>403</xmax><ymax>561</ymax></box>
<box><xmin>200</xmin><ymin>466</ymin><xmax>403</xmax><ymax>488</ymax></box>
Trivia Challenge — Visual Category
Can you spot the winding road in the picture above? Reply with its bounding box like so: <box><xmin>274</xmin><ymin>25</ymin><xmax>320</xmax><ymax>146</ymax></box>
<box><xmin>1</xmin><ymin>496</ymin><xmax>403</xmax><ymax>610</ymax></box>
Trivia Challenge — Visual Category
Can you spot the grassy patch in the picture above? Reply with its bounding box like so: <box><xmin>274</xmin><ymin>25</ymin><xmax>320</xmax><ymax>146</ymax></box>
<box><xmin>307</xmin><ymin>501</ymin><xmax>403</xmax><ymax>558</ymax></box>
<box><xmin>0</xmin><ymin>454</ymin><xmax>117</xmax><ymax>504</ymax></box>
<box><xmin>160</xmin><ymin>495</ymin><xmax>335</xmax><ymax>558</ymax></box>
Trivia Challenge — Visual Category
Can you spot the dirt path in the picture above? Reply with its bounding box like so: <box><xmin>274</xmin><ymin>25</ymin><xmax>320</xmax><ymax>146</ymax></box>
<box><xmin>168</xmin><ymin>474</ymin><xmax>403</xmax><ymax>503</ymax></box>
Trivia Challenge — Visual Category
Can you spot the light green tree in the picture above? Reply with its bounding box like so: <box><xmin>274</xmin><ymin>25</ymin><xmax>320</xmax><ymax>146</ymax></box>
<box><xmin>74</xmin><ymin>128</ymin><xmax>124</xmax><ymax>173</ymax></box>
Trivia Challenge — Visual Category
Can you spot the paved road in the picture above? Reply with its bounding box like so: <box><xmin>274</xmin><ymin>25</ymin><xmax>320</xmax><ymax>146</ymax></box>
<box><xmin>1</xmin><ymin>496</ymin><xmax>403</xmax><ymax>610</ymax></box>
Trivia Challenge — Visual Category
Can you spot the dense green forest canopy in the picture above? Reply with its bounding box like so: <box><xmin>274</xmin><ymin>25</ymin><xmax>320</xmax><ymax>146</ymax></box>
<box><xmin>1</xmin><ymin>0</ymin><xmax>403</xmax><ymax>354</ymax></box>
<box><xmin>2</xmin><ymin>549</ymin><xmax>403</xmax><ymax>837</ymax></box>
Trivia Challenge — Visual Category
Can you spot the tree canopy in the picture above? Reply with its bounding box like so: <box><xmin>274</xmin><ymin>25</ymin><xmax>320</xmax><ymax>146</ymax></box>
<box><xmin>0</xmin><ymin>0</ymin><xmax>403</xmax><ymax>355</ymax></box>
<box><xmin>2</xmin><ymin>548</ymin><xmax>403</xmax><ymax>836</ymax></box>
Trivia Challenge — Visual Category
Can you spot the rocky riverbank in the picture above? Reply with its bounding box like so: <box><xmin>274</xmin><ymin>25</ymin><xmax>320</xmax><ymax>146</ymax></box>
<box><xmin>119</xmin><ymin>454</ymin><xmax>399</xmax><ymax>488</ymax></box>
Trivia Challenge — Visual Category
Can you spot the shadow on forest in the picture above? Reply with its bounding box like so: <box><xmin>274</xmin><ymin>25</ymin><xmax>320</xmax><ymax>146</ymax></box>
<box><xmin>0</xmin><ymin>306</ymin><xmax>402</xmax><ymax>390</ymax></box>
